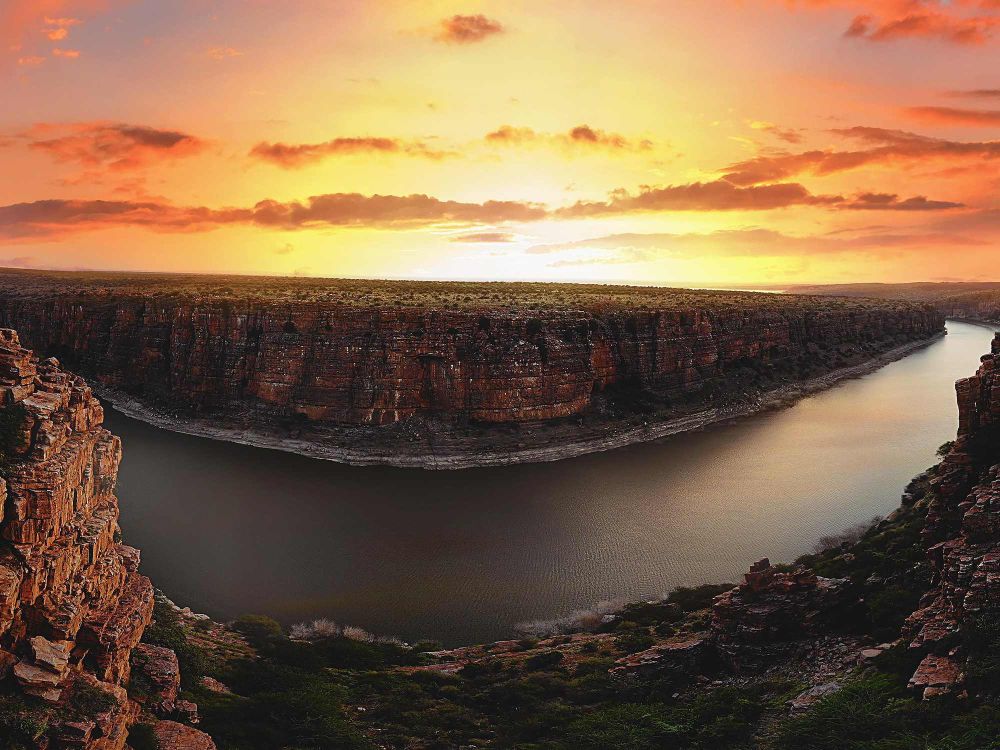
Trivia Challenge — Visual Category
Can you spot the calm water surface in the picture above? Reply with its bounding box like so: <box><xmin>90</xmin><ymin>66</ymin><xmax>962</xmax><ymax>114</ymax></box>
<box><xmin>107</xmin><ymin>320</ymin><xmax>995</xmax><ymax>645</ymax></box>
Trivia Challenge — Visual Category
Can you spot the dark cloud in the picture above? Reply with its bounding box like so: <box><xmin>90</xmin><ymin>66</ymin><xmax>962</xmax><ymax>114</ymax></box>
<box><xmin>842</xmin><ymin>192</ymin><xmax>965</xmax><ymax>210</ymax></box>
<box><xmin>249</xmin><ymin>137</ymin><xmax>454</xmax><ymax>168</ymax></box>
<box><xmin>0</xmin><ymin>193</ymin><xmax>547</xmax><ymax>240</ymax></box>
<box><xmin>24</xmin><ymin>122</ymin><xmax>205</xmax><ymax>171</ymax></box>
<box><xmin>435</xmin><ymin>14</ymin><xmax>504</xmax><ymax>44</ymax></box>
<box><xmin>556</xmin><ymin>180</ymin><xmax>843</xmax><ymax>217</ymax></box>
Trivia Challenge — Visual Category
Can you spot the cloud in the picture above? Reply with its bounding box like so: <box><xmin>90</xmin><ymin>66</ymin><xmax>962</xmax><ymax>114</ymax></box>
<box><xmin>842</xmin><ymin>192</ymin><xmax>965</xmax><ymax>210</ymax></box>
<box><xmin>449</xmin><ymin>231</ymin><xmax>518</xmax><ymax>243</ymax></box>
<box><xmin>206</xmin><ymin>46</ymin><xmax>242</xmax><ymax>60</ymax></box>
<box><xmin>765</xmin><ymin>0</ymin><xmax>1000</xmax><ymax>45</ymax></box>
<box><xmin>251</xmin><ymin>193</ymin><xmax>546</xmax><ymax>228</ymax></box>
<box><xmin>275</xmin><ymin>243</ymin><xmax>294</xmax><ymax>255</ymax></box>
<box><xmin>0</xmin><ymin>193</ymin><xmax>548</xmax><ymax>240</ymax></box>
<box><xmin>435</xmin><ymin>14</ymin><xmax>504</xmax><ymax>44</ymax></box>
<box><xmin>844</xmin><ymin>10</ymin><xmax>1000</xmax><ymax>45</ymax></box>
<box><xmin>1</xmin><ymin>2</ymin><xmax>115</xmax><ymax>71</ymax></box>
<box><xmin>17</xmin><ymin>55</ymin><xmax>45</xmax><ymax>66</ymax></box>
<box><xmin>556</xmin><ymin>180</ymin><xmax>844</xmax><ymax>216</ymax></box>
<box><xmin>485</xmin><ymin>124</ymin><xmax>652</xmax><ymax>152</ymax></box>
<box><xmin>249</xmin><ymin>137</ymin><xmax>454</xmax><ymax>168</ymax></box>
<box><xmin>52</xmin><ymin>47</ymin><xmax>80</xmax><ymax>58</ymax></box>
<box><xmin>903</xmin><ymin>105</ymin><xmax>1000</xmax><ymax>126</ymax></box>
<box><xmin>24</xmin><ymin>122</ymin><xmax>206</xmax><ymax>172</ymax></box>
<box><xmin>722</xmin><ymin>127</ymin><xmax>1000</xmax><ymax>185</ymax></box>
<box><xmin>944</xmin><ymin>88</ymin><xmax>1000</xmax><ymax>99</ymax></box>
<box><xmin>748</xmin><ymin>120</ymin><xmax>804</xmax><ymax>144</ymax></box>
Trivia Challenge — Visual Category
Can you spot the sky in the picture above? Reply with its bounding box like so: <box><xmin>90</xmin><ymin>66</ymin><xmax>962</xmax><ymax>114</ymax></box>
<box><xmin>2</xmin><ymin>0</ymin><xmax>1000</xmax><ymax>286</ymax></box>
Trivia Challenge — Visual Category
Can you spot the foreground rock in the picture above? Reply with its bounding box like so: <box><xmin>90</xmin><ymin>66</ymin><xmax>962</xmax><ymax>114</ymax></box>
<box><xmin>0</xmin><ymin>329</ymin><xmax>210</xmax><ymax>749</ymax></box>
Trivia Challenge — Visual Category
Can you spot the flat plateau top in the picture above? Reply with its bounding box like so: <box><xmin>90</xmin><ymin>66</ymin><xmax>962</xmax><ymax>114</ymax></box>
<box><xmin>0</xmin><ymin>267</ymin><xmax>930</xmax><ymax>313</ymax></box>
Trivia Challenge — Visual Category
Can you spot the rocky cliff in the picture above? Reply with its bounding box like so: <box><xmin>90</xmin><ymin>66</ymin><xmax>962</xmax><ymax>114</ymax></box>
<box><xmin>0</xmin><ymin>330</ymin><xmax>213</xmax><ymax>750</ymax></box>
<box><xmin>0</xmin><ymin>270</ymin><xmax>944</xmax><ymax>466</ymax></box>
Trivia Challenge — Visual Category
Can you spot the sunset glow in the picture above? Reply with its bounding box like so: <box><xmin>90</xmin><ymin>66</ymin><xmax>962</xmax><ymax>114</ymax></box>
<box><xmin>3</xmin><ymin>0</ymin><xmax>1000</xmax><ymax>285</ymax></box>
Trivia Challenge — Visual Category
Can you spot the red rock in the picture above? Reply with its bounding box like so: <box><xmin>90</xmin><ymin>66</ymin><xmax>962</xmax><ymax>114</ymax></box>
<box><xmin>0</xmin><ymin>277</ymin><xmax>944</xmax><ymax>459</ymax></box>
<box><xmin>132</xmin><ymin>643</ymin><xmax>180</xmax><ymax>715</ymax></box>
<box><xmin>711</xmin><ymin>559</ymin><xmax>851</xmax><ymax>671</ymax></box>
<box><xmin>153</xmin><ymin>720</ymin><xmax>217</xmax><ymax>750</ymax></box>
<box><xmin>0</xmin><ymin>330</ymin><xmax>158</xmax><ymax>748</ymax></box>
<box><xmin>908</xmin><ymin>654</ymin><xmax>964</xmax><ymax>699</ymax></box>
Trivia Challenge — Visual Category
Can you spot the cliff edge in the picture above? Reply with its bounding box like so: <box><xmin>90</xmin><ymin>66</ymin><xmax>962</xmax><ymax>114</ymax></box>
<box><xmin>0</xmin><ymin>330</ymin><xmax>213</xmax><ymax>750</ymax></box>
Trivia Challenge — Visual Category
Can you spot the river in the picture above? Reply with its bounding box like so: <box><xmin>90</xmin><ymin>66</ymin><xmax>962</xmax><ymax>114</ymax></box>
<box><xmin>105</xmin><ymin>320</ymin><xmax>995</xmax><ymax>645</ymax></box>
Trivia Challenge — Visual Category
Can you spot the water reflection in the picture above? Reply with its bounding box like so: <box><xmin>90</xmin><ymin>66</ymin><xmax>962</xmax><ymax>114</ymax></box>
<box><xmin>108</xmin><ymin>320</ymin><xmax>994</xmax><ymax>645</ymax></box>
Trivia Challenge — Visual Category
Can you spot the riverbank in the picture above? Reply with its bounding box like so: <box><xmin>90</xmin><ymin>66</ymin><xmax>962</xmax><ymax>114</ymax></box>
<box><xmin>98</xmin><ymin>330</ymin><xmax>945</xmax><ymax>469</ymax></box>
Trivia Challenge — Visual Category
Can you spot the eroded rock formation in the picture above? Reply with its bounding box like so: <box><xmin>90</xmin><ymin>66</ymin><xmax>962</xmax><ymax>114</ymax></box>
<box><xmin>711</xmin><ymin>559</ymin><xmax>853</xmax><ymax>671</ymax></box>
<box><xmin>0</xmin><ymin>329</ymin><xmax>213</xmax><ymax>749</ymax></box>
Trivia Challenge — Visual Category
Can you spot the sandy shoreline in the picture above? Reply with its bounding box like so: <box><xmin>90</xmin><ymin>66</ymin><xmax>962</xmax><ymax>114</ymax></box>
<box><xmin>95</xmin><ymin>330</ymin><xmax>947</xmax><ymax>470</ymax></box>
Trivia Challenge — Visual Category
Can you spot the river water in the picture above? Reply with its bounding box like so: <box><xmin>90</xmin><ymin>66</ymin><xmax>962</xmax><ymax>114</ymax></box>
<box><xmin>106</xmin><ymin>320</ymin><xmax>995</xmax><ymax>645</ymax></box>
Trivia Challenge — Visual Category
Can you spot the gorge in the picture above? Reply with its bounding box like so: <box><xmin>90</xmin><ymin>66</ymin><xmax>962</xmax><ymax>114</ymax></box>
<box><xmin>3</xmin><ymin>317</ymin><xmax>999</xmax><ymax>748</ymax></box>
<box><xmin>105</xmin><ymin>319</ymin><xmax>997</xmax><ymax>645</ymax></box>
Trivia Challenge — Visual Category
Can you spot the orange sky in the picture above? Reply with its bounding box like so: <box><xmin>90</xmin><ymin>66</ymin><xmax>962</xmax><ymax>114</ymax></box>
<box><xmin>2</xmin><ymin>0</ymin><xmax>1000</xmax><ymax>285</ymax></box>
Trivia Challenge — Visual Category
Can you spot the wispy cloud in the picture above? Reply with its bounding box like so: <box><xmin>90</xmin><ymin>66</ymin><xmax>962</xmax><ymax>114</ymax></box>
<box><xmin>722</xmin><ymin>127</ymin><xmax>1000</xmax><ymax>185</ymax></box>
<box><xmin>206</xmin><ymin>46</ymin><xmax>243</xmax><ymax>60</ymax></box>
<box><xmin>485</xmin><ymin>124</ymin><xmax>653</xmax><ymax>152</ymax></box>
<box><xmin>250</xmin><ymin>137</ymin><xmax>455</xmax><ymax>168</ymax></box>
<box><xmin>902</xmin><ymin>105</ymin><xmax>1000</xmax><ymax>126</ymax></box>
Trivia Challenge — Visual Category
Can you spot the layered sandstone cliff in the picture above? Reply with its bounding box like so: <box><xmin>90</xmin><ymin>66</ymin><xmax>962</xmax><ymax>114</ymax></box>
<box><xmin>0</xmin><ymin>270</ymin><xmax>944</xmax><ymax>466</ymax></box>
<box><xmin>0</xmin><ymin>330</ymin><xmax>213</xmax><ymax>749</ymax></box>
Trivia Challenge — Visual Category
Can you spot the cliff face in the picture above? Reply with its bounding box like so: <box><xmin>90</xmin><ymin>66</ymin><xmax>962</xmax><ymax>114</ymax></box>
<box><xmin>0</xmin><ymin>274</ymin><xmax>943</xmax><ymax>448</ymax></box>
<box><xmin>0</xmin><ymin>330</ymin><xmax>212</xmax><ymax>750</ymax></box>
<box><xmin>902</xmin><ymin>333</ymin><xmax>1000</xmax><ymax>698</ymax></box>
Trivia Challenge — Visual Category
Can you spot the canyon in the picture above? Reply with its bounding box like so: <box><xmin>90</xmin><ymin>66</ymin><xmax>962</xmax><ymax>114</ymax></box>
<box><xmin>0</xmin><ymin>307</ymin><xmax>998</xmax><ymax>747</ymax></box>
<box><xmin>0</xmin><ymin>269</ymin><xmax>944</xmax><ymax>468</ymax></box>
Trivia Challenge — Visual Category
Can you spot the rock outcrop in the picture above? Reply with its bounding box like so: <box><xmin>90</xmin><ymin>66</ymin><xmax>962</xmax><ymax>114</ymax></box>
<box><xmin>0</xmin><ymin>270</ymin><xmax>944</xmax><ymax>466</ymax></box>
<box><xmin>901</xmin><ymin>333</ymin><xmax>1000</xmax><ymax>698</ymax></box>
<box><xmin>711</xmin><ymin>559</ymin><xmax>852</xmax><ymax>671</ymax></box>
<box><xmin>0</xmin><ymin>329</ymin><xmax>212</xmax><ymax>749</ymax></box>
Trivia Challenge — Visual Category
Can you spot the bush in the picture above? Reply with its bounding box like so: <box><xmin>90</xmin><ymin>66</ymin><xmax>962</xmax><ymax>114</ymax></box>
<box><xmin>614</xmin><ymin>631</ymin><xmax>655</xmax><ymax>654</ymax></box>
<box><xmin>524</xmin><ymin>650</ymin><xmax>564</xmax><ymax>671</ymax></box>
<box><xmin>666</xmin><ymin>583</ymin><xmax>733</xmax><ymax>612</ymax></box>
<box><xmin>0</xmin><ymin>692</ymin><xmax>50</xmax><ymax>748</ymax></box>
<box><xmin>230</xmin><ymin>615</ymin><xmax>284</xmax><ymax>647</ymax></box>
<box><xmin>127</xmin><ymin>723</ymin><xmax>160</xmax><ymax>750</ymax></box>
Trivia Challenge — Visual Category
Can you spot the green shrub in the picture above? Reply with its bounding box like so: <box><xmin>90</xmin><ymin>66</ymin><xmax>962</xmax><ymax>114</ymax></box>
<box><xmin>230</xmin><ymin>615</ymin><xmax>284</xmax><ymax>647</ymax></box>
<box><xmin>127</xmin><ymin>722</ymin><xmax>160</xmax><ymax>750</ymax></box>
<box><xmin>524</xmin><ymin>650</ymin><xmax>564</xmax><ymax>671</ymax></box>
<box><xmin>666</xmin><ymin>583</ymin><xmax>733</xmax><ymax>612</ymax></box>
<box><xmin>613</xmin><ymin>631</ymin><xmax>655</xmax><ymax>654</ymax></box>
<box><xmin>0</xmin><ymin>692</ymin><xmax>50</xmax><ymax>748</ymax></box>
